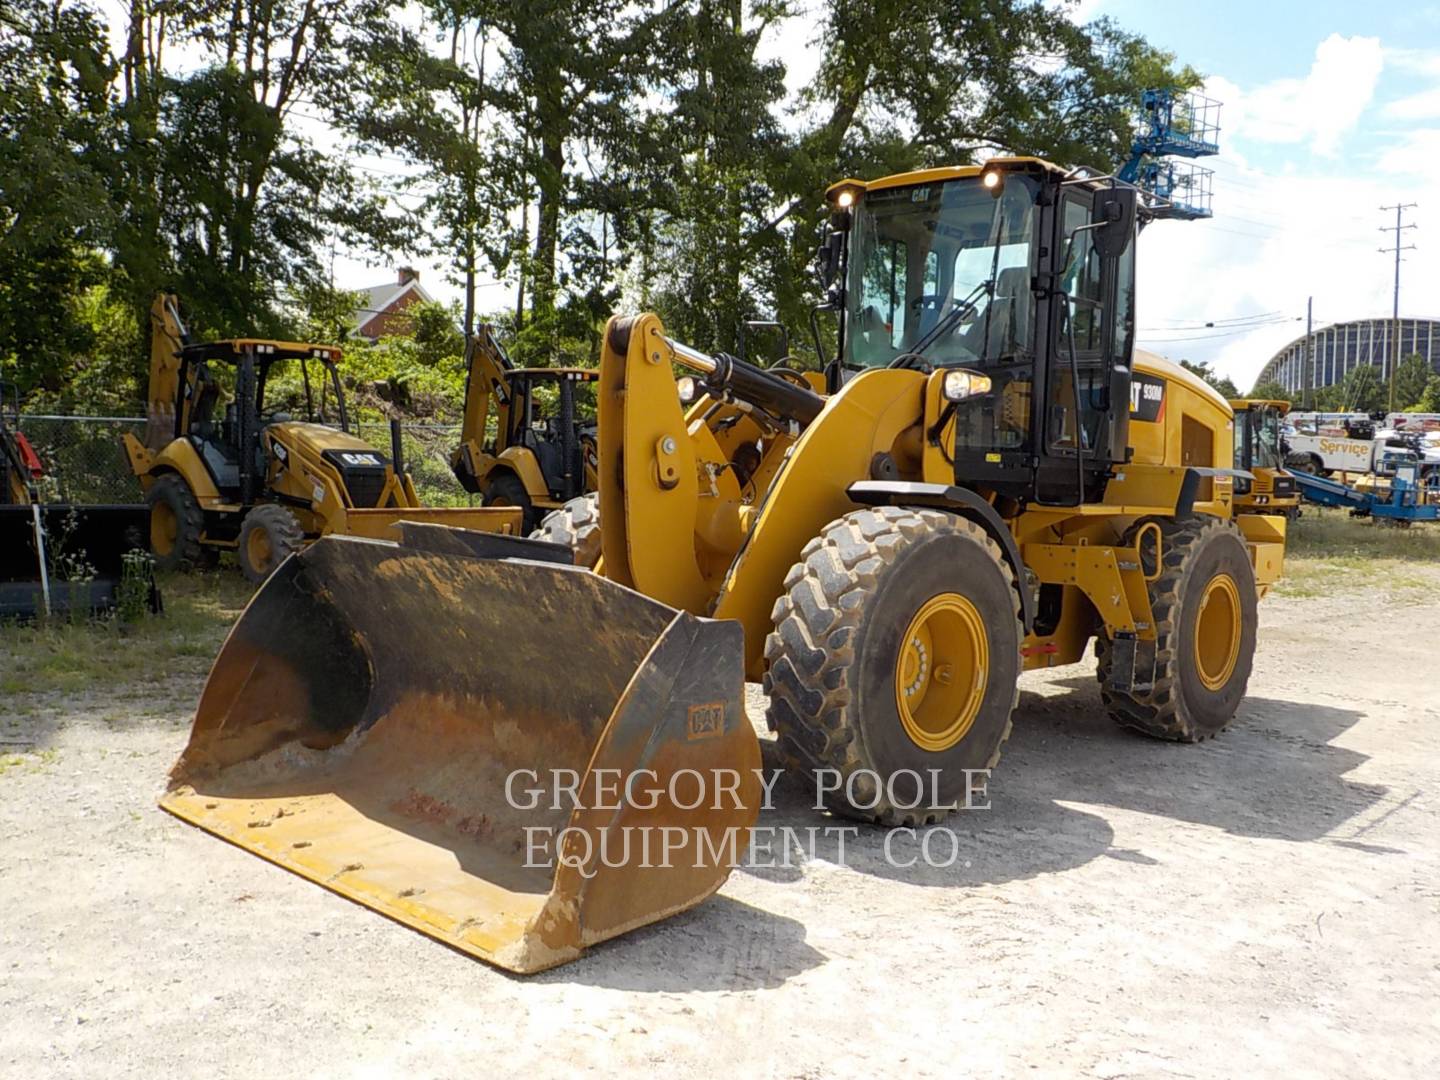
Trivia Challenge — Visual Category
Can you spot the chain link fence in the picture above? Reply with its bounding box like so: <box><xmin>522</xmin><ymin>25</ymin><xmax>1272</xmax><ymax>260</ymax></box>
<box><xmin>16</xmin><ymin>416</ymin><xmax>146</xmax><ymax>504</ymax></box>
<box><xmin>353</xmin><ymin>421</ymin><xmax>477</xmax><ymax>507</ymax></box>
<box><xmin>16</xmin><ymin>416</ymin><xmax>476</xmax><ymax>508</ymax></box>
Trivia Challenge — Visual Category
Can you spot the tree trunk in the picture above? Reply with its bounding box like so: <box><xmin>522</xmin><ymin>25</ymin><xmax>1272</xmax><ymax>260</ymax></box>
<box><xmin>531</xmin><ymin>129</ymin><xmax>564</xmax><ymax>320</ymax></box>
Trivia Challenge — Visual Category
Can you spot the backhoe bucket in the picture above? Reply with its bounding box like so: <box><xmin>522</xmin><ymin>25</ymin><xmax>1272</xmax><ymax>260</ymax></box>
<box><xmin>160</xmin><ymin>532</ymin><xmax>761</xmax><ymax>973</ymax></box>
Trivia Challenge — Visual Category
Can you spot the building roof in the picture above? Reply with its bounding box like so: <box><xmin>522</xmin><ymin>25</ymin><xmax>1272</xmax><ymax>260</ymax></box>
<box><xmin>351</xmin><ymin>277</ymin><xmax>436</xmax><ymax>337</ymax></box>
<box><xmin>1252</xmin><ymin>315</ymin><xmax>1440</xmax><ymax>393</ymax></box>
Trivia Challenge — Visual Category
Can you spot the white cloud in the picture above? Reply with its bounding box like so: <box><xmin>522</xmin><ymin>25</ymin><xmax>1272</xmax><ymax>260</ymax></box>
<box><xmin>1212</xmin><ymin>34</ymin><xmax>1384</xmax><ymax>157</ymax></box>
<box><xmin>1374</xmin><ymin>128</ymin><xmax>1440</xmax><ymax>174</ymax></box>
<box><xmin>1135</xmin><ymin>158</ymin><xmax>1440</xmax><ymax>390</ymax></box>
<box><xmin>1385</xmin><ymin>87</ymin><xmax>1440</xmax><ymax>120</ymax></box>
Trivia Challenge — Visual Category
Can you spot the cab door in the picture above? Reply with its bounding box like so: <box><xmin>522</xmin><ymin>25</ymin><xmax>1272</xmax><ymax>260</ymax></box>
<box><xmin>1035</xmin><ymin>187</ymin><xmax>1136</xmax><ymax>503</ymax></box>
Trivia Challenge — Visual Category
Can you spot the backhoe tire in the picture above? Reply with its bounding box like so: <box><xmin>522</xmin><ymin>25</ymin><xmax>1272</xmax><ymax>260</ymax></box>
<box><xmin>237</xmin><ymin>504</ymin><xmax>305</xmax><ymax>584</ymax></box>
<box><xmin>483</xmin><ymin>471</ymin><xmax>538</xmax><ymax>532</ymax></box>
<box><xmin>764</xmin><ymin>506</ymin><xmax>1022</xmax><ymax>827</ymax></box>
<box><xmin>1098</xmin><ymin>515</ymin><xmax>1257</xmax><ymax>742</ymax></box>
<box><xmin>531</xmin><ymin>493</ymin><xmax>601</xmax><ymax>569</ymax></box>
<box><xmin>145</xmin><ymin>473</ymin><xmax>205</xmax><ymax>572</ymax></box>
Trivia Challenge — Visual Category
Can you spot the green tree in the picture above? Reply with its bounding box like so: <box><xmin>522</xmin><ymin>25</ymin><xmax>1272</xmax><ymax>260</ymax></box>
<box><xmin>1249</xmin><ymin>379</ymin><xmax>1295</xmax><ymax>404</ymax></box>
<box><xmin>153</xmin><ymin>1</ymin><xmax>403</xmax><ymax>338</ymax></box>
<box><xmin>1340</xmin><ymin>362</ymin><xmax>1383</xmax><ymax>413</ymax></box>
<box><xmin>1418</xmin><ymin>374</ymin><xmax>1440</xmax><ymax>414</ymax></box>
<box><xmin>760</xmin><ymin>0</ymin><xmax>1198</xmax><ymax>354</ymax></box>
<box><xmin>1391</xmin><ymin>353</ymin><xmax>1431</xmax><ymax>411</ymax></box>
<box><xmin>0</xmin><ymin>0</ymin><xmax>116</xmax><ymax>393</ymax></box>
<box><xmin>1180</xmin><ymin>359</ymin><xmax>1239</xmax><ymax>399</ymax></box>
<box><xmin>641</xmin><ymin>1</ymin><xmax>790</xmax><ymax>353</ymax></box>
<box><xmin>340</xmin><ymin>4</ymin><xmax>515</xmax><ymax>340</ymax></box>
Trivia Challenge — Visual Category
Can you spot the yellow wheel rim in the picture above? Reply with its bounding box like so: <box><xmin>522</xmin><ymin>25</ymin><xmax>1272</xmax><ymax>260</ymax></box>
<box><xmin>151</xmin><ymin>502</ymin><xmax>177</xmax><ymax>557</ymax></box>
<box><xmin>1194</xmin><ymin>573</ymin><xmax>1242</xmax><ymax>691</ymax></box>
<box><xmin>895</xmin><ymin>593</ymin><xmax>989</xmax><ymax>752</ymax></box>
<box><xmin>246</xmin><ymin>527</ymin><xmax>273</xmax><ymax>572</ymax></box>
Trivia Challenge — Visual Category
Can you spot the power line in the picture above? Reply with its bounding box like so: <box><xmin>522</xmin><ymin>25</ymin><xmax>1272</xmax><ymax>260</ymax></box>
<box><xmin>1138</xmin><ymin>322</ymin><xmax>1302</xmax><ymax>343</ymax></box>
<box><xmin>1142</xmin><ymin>310</ymin><xmax>1287</xmax><ymax>329</ymax></box>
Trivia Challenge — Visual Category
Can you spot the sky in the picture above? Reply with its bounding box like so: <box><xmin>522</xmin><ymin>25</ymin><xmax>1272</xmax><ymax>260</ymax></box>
<box><xmin>1071</xmin><ymin>0</ymin><xmax>1440</xmax><ymax>387</ymax></box>
<box><xmin>98</xmin><ymin>1</ymin><xmax>1440</xmax><ymax>391</ymax></box>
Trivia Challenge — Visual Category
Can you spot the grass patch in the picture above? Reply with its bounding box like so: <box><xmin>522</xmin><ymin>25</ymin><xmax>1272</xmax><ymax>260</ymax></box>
<box><xmin>1286</xmin><ymin>506</ymin><xmax>1440</xmax><ymax>562</ymax></box>
<box><xmin>1276</xmin><ymin>507</ymin><xmax>1440</xmax><ymax>600</ymax></box>
<box><xmin>0</xmin><ymin>747</ymin><xmax>60</xmax><ymax>777</ymax></box>
<box><xmin>0</xmin><ymin>570</ymin><xmax>252</xmax><ymax>696</ymax></box>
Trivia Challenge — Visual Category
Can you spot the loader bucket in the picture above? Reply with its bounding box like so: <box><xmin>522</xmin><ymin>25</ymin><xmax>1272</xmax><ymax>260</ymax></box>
<box><xmin>0</xmin><ymin>503</ymin><xmax>156</xmax><ymax>619</ymax></box>
<box><xmin>160</xmin><ymin>533</ymin><xmax>761</xmax><ymax>973</ymax></box>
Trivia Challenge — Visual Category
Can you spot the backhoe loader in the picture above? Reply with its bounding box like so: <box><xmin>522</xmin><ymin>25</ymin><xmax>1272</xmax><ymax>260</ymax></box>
<box><xmin>1229</xmin><ymin>398</ymin><xmax>1300</xmax><ymax>517</ymax></box>
<box><xmin>123</xmin><ymin>296</ymin><xmax>520</xmax><ymax>581</ymax></box>
<box><xmin>450</xmin><ymin>324</ymin><xmax>596</xmax><ymax>530</ymax></box>
<box><xmin>162</xmin><ymin>157</ymin><xmax>1286</xmax><ymax>972</ymax></box>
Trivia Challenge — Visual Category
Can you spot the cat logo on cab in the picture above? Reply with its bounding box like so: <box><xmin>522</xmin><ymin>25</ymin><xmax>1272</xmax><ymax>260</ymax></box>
<box><xmin>1129</xmin><ymin>375</ymin><xmax>1166</xmax><ymax>423</ymax></box>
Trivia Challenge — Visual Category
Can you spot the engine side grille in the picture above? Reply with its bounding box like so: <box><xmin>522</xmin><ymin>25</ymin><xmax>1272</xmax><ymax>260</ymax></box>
<box><xmin>341</xmin><ymin>467</ymin><xmax>387</xmax><ymax>508</ymax></box>
<box><xmin>320</xmin><ymin>449</ymin><xmax>390</xmax><ymax>508</ymax></box>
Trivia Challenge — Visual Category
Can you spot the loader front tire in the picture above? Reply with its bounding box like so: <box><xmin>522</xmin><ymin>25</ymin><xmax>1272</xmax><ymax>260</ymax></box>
<box><xmin>1098</xmin><ymin>515</ymin><xmax>1257</xmax><ymax>742</ymax></box>
<box><xmin>145</xmin><ymin>474</ymin><xmax>204</xmax><ymax>572</ymax></box>
<box><xmin>483</xmin><ymin>471</ymin><xmax>538</xmax><ymax>532</ymax></box>
<box><xmin>765</xmin><ymin>506</ymin><xmax>1021</xmax><ymax>826</ymax></box>
<box><xmin>531</xmin><ymin>493</ymin><xmax>601</xmax><ymax>568</ymax></box>
<box><xmin>237</xmin><ymin>504</ymin><xmax>304</xmax><ymax>583</ymax></box>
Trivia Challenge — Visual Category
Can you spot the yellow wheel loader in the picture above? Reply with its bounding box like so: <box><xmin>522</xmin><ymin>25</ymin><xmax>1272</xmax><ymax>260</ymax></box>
<box><xmin>123</xmin><ymin>296</ymin><xmax>520</xmax><ymax>582</ymax></box>
<box><xmin>450</xmin><ymin>324</ymin><xmax>597</xmax><ymax>531</ymax></box>
<box><xmin>1230</xmin><ymin>398</ymin><xmax>1301</xmax><ymax>518</ymax></box>
<box><xmin>161</xmin><ymin>158</ymin><xmax>1286</xmax><ymax>972</ymax></box>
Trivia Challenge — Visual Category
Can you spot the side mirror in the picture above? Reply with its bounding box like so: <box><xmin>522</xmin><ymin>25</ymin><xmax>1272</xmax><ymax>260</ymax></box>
<box><xmin>816</xmin><ymin>228</ymin><xmax>845</xmax><ymax>290</ymax></box>
<box><xmin>1092</xmin><ymin>187</ymin><xmax>1137</xmax><ymax>258</ymax></box>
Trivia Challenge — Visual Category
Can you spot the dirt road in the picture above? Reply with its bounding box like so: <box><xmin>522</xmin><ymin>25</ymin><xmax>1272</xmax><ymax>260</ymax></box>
<box><xmin>3</xmin><ymin>577</ymin><xmax>1438</xmax><ymax>1077</ymax></box>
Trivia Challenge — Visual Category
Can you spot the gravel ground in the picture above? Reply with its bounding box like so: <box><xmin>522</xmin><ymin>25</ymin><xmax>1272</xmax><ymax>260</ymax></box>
<box><xmin>2</xmin><ymin>576</ymin><xmax>1438</xmax><ymax>1078</ymax></box>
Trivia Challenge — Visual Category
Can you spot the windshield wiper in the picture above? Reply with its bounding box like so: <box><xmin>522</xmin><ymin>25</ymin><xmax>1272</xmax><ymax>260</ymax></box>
<box><xmin>898</xmin><ymin>279</ymin><xmax>990</xmax><ymax>360</ymax></box>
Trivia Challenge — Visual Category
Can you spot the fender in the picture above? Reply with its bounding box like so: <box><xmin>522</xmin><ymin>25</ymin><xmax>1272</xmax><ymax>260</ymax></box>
<box><xmin>847</xmin><ymin>480</ymin><xmax>1036</xmax><ymax>632</ymax></box>
<box><xmin>494</xmin><ymin>446</ymin><xmax>549</xmax><ymax>502</ymax></box>
<box><xmin>143</xmin><ymin>437</ymin><xmax>224</xmax><ymax>505</ymax></box>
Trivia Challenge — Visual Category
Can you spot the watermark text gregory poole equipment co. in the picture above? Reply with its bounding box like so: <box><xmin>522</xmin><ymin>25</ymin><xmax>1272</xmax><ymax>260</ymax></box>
<box><xmin>506</xmin><ymin>766</ymin><xmax>993</xmax><ymax>876</ymax></box>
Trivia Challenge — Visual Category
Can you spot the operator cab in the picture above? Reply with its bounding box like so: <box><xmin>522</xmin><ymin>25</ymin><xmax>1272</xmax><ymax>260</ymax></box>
<box><xmin>1232</xmin><ymin>401</ymin><xmax>1288</xmax><ymax>478</ymax></box>
<box><xmin>174</xmin><ymin>339</ymin><xmax>348</xmax><ymax>501</ymax></box>
<box><xmin>818</xmin><ymin>158</ymin><xmax>1139</xmax><ymax>505</ymax></box>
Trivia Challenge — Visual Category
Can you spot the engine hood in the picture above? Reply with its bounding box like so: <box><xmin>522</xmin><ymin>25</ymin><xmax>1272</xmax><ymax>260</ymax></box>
<box><xmin>268</xmin><ymin>422</ymin><xmax>383</xmax><ymax>458</ymax></box>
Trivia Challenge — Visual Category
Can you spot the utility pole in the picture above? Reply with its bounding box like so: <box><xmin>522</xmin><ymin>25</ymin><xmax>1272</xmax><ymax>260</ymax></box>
<box><xmin>1300</xmin><ymin>297</ymin><xmax>1314</xmax><ymax>409</ymax></box>
<box><xmin>1379</xmin><ymin>203</ymin><xmax>1418</xmax><ymax>412</ymax></box>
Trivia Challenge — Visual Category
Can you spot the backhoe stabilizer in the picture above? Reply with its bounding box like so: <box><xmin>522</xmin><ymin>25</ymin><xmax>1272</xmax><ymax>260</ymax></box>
<box><xmin>161</xmin><ymin>531</ymin><xmax>760</xmax><ymax>973</ymax></box>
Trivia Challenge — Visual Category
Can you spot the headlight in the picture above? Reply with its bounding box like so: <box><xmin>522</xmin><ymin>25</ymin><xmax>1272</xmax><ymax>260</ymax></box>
<box><xmin>941</xmin><ymin>369</ymin><xmax>992</xmax><ymax>402</ymax></box>
<box><xmin>677</xmin><ymin>375</ymin><xmax>699</xmax><ymax>404</ymax></box>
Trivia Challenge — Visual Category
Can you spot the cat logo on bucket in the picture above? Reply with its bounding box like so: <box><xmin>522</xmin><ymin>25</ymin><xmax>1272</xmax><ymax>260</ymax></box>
<box><xmin>687</xmin><ymin>702</ymin><xmax>726</xmax><ymax>741</ymax></box>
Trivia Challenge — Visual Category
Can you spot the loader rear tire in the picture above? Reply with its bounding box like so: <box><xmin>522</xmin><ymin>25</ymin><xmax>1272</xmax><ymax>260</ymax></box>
<box><xmin>1098</xmin><ymin>515</ymin><xmax>1257</xmax><ymax>742</ymax></box>
<box><xmin>145</xmin><ymin>474</ymin><xmax>204</xmax><ymax>572</ymax></box>
<box><xmin>237</xmin><ymin>504</ymin><xmax>304</xmax><ymax>584</ymax></box>
<box><xmin>531</xmin><ymin>493</ymin><xmax>601</xmax><ymax>568</ymax></box>
<box><xmin>764</xmin><ymin>506</ymin><xmax>1021</xmax><ymax>827</ymax></box>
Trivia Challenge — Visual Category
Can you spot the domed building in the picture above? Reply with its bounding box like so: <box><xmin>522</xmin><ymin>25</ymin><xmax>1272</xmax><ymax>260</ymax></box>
<box><xmin>1250</xmin><ymin>317</ymin><xmax>1440</xmax><ymax>394</ymax></box>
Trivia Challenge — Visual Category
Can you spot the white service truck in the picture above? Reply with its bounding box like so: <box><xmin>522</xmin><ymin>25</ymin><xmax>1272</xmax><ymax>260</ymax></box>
<box><xmin>1284</xmin><ymin>431</ymin><xmax>1427</xmax><ymax>478</ymax></box>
